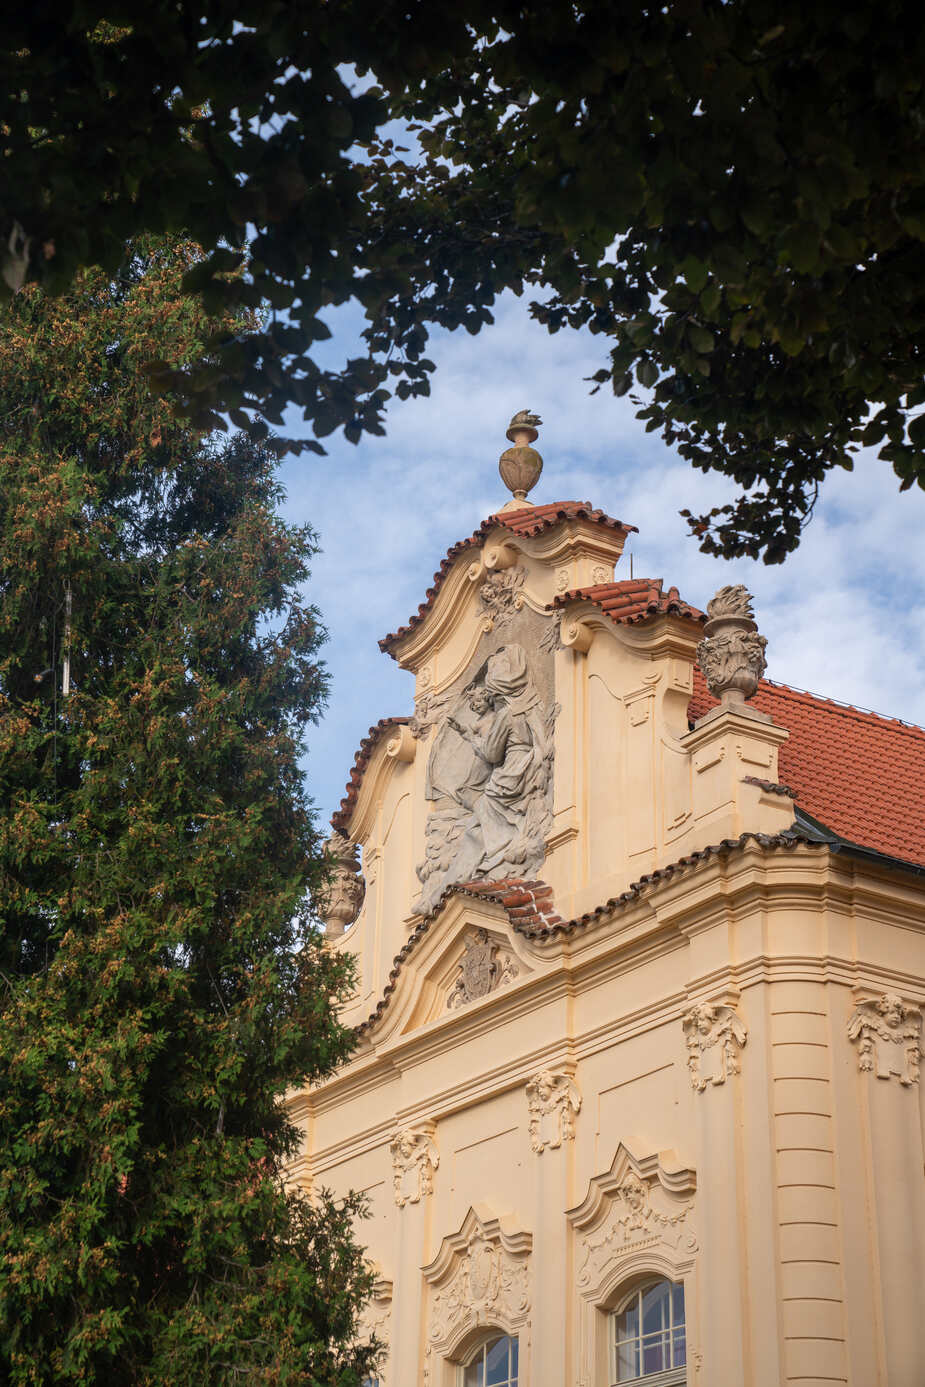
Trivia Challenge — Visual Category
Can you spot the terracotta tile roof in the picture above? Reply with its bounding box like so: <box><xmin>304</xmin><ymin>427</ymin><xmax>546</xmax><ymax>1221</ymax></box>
<box><xmin>552</xmin><ymin>577</ymin><xmax>705</xmax><ymax>626</ymax></box>
<box><xmin>690</xmin><ymin>668</ymin><xmax>925</xmax><ymax>868</ymax></box>
<box><xmin>331</xmin><ymin>717</ymin><xmax>410</xmax><ymax>833</ymax></box>
<box><xmin>379</xmin><ymin>501</ymin><xmax>636</xmax><ymax>656</ymax></box>
<box><xmin>354</xmin><ymin>833</ymin><xmax>819</xmax><ymax>1036</ymax></box>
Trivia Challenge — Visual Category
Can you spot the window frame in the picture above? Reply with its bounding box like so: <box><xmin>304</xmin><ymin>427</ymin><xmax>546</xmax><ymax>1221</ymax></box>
<box><xmin>609</xmin><ymin>1278</ymin><xmax>686</xmax><ymax>1386</ymax></box>
<box><xmin>458</xmin><ymin>1330</ymin><xmax>519</xmax><ymax>1386</ymax></box>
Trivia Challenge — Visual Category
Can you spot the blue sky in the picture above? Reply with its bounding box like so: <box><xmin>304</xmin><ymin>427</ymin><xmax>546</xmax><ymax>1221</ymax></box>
<box><xmin>277</xmin><ymin>290</ymin><xmax>925</xmax><ymax>828</ymax></box>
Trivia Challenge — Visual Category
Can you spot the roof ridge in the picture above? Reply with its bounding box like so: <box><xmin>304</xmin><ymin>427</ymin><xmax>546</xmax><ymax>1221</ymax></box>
<box><xmin>758</xmin><ymin>677</ymin><xmax>925</xmax><ymax>738</ymax></box>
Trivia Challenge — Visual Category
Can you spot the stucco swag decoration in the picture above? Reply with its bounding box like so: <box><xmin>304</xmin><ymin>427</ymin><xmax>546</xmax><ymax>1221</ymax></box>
<box><xmin>682</xmin><ymin>1001</ymin><xmax>748</xmax><ymax>1091</ymax></box>
<box><xmin>446</xmin><ymin>928</ymin><xmax>519</xmax><ymax>1010</ymax></box>
<box><xmin>423</xmin><ymin>1207</ymin><xmax>532</xmax><ymax>1378</ymax></box>
<box><xmin>526</xmin><ymin>1070</ymin><xmax>581</xmax><ymax>1153</ymax></box>
<box><xmin>848</xmin><ymin>993</ymin><xmax>922</xmax><ymax>1085</ymax></box>
<box><xmin>696</xmin><ymin>584</ymin><xmax>768</xmax><ymax>709</ymax></box>
<box><xmin>413</xmin><ymin>643</ymin><xmax>559</xmax><ymax>915</ymax></box>
<box><xmin>390</xmin><ymin>1126</ymin><xmax>439</xmax><ymax>1207</ymax></box>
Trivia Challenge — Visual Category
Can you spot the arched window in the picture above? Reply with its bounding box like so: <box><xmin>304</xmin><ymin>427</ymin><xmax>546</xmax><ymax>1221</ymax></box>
<box><xmin>610</xmin><ymin>1279</ymin><xmax>686</xmax><ymax>1384</ymax></box>
<box><xmin>462</xmin><ymin>1333</ymin><xmax>519</xmax><ymax>1386</ymax></box>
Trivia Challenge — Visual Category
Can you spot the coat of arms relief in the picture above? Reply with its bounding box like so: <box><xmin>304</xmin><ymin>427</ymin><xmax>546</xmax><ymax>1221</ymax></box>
<box><xmin>412</xmin><ymin>612</ymin><xmax>560</xmax><ymax>917</ymax></box>
<box><xmin>422</xmin><ymin>1208</ymin><xmax>532</xmax><ymax>1379</ymax></box>
<box><xmin>446</xmin><ymin>927</ymin><xmax>519</xmax><ymax>1010</ymax></box>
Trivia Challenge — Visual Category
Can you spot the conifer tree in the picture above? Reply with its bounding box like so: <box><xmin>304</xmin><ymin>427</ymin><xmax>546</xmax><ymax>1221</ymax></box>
<box><xmin>0</xmin><ymin>240</ymin><xmax>376</xmax><ymax>1385</ymax></box>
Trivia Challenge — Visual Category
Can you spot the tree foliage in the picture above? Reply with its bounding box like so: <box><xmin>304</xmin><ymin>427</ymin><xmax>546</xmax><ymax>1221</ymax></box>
<box><xmin>0</xmin><ymin>240</ymin><xmax>376</xmax><ymax>1385</ymax></box>
<box><xmin>4</xmin><ymin>3</ymin><xmax>925</xmax><ymax>558</ymax></box>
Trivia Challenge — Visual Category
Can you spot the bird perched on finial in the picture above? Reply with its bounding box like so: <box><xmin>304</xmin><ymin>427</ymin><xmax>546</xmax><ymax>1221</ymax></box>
<box><xmin>506</xmin><ymin>409</ymin><xmax>542</xmax><ymax>443</ymax></box>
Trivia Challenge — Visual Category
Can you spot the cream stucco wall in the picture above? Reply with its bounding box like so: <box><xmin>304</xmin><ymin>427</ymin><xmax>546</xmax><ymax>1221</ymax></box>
<box><xmin>293</xmin><ymin>511</ymin><xmax>925</xmax><ymax>1387</ymax></box>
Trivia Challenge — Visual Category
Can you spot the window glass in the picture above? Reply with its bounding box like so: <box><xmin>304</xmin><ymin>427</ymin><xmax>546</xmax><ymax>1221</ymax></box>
<box><xmin>463</xmin><ymin>1334</ymin><xmax>518</xmax><ymax>1387</ymax></box>
<box><xmin>612</xmin><ymin>1280</ymin><xmax>686</xmax><ymax>1383</ymax></box>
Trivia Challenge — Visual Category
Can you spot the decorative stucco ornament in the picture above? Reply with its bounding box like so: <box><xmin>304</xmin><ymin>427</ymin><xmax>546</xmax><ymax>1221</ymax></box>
<box><xmin>498</xmin><ymin>409</ymin><xmax>543</xmax><ymax>505</ymax></box>
<box><xmin>319</xmin><ymin>831</ymin><xmax>365</xmax><ymax>940</ymax></box>
<box><xmin>682</xmin><ymin>1001</ymin><xmax>747</xmax><ymax>1091</ymax></box>
<box><xmin>390</xmin><ymin>1126</ymin><xmax>439</xmax><ymax>1207</ymax></box>
<box><xmin>446</xmin><ymin>928</ymin><xmax>519</xmax><ymax>1009</ymax></box>
<box><xmin>479</xmin><ymin>565</ymin><xmax>526</xmax><ymax>629</ymax></box>
<box><xmin>413</xmin><ymin>643</ymin><xmax>558</xmax><ymax>915</ymax></box>
<box><xmin>525</xmin><ymin>1070</ymin><xmax>581</xmax><ymax>1153</ymax></box>
<box><xmin>696</xmin><ymin>584</ymin><xmax>768</xmax><ymax>710</ymax></box>
<box><xmin>848</xmin><ymin>993</ymin><xmax>922</xmax><ymax>1085</ymax></box>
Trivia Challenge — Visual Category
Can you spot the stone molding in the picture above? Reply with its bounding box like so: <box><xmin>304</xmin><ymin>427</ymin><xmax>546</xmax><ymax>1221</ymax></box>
<box><xmin>390</xmin><ymin>1124</ymin><xmax>439</xmax><ymax>1207</ymax></box>
<box><xmin>422</xmin><ymin>1205</ymin><xmax>532</xmax><ymax>1379</ymax></box>
<box><xmin>525</xmin><ymin>1070</ymin><xmax>581</xmax><ymax>1153</ymax></box>
<box><xmin>847</xmin><ymin>992</ymin><xmax>922</xmax><ymax>1085</ymax></box>
<box><xmin>682</xmin><ymin>1001</ymin><xmax>747</xmax><ymax>1091</ymax></box>
<box><xmin>446</xmin><ymin>928</ymin><xmax>519</xmax><ymax>1010</ymax></box>
<box><xmin>568</xmin><ymin>1142</ymin><xmax>698</xmax><ymax>1387</ymax></box>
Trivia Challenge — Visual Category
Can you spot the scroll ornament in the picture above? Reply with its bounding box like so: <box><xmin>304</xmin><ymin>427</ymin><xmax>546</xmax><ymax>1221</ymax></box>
<box><xmin>682</xmin><ymin>1002</ymin><xmax>747</xmax><ymax>1091</ymax></box>
<box><xmin>848</xmin><ymin>993</ymin><xmax>922</xmax><ymax>1085</ymax></box>
<box><xmin>390</xmin><ymin>1127</ymin><xmax>439</xmax><ymax>1207</ymax></box>
<box><xmin>525</xmin><ymin>1071</ymin><xmax>581</xmax><ymax>1153</ymax></box>
<box><xmin>696</xmin><ymin>584</ymin><xmax>767</xmax><ymax>708</ymax></box>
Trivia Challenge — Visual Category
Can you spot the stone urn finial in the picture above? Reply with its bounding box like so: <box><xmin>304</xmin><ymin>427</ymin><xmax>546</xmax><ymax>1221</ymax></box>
<box><xmin>696</xmin><ymin>584</ymin><xmax>768</xmax><ymax>716</ymax></box>
<box><xmin>319</xmin><ymin>831</ymin><xmax>365</xmax><ymax>940</ymax></box>
<box><xmin>499</xmin><ymin>409</ymin><xmax>543</xmax><ymax>506</ymax></box>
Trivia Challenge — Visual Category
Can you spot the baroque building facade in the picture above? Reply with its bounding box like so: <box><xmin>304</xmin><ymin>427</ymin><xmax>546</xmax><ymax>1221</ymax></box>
<box><xmin>294</xmin><ymin>418</ymin><xmax>925</xmax><ymax>1387</ymax></box>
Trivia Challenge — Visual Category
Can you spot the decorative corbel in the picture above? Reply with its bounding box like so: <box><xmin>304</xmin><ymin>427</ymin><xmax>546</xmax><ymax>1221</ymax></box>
<box><xmin>560</xmin><ymin>617</ymin><xmax>595</xmax><ymax>653</ymax></box>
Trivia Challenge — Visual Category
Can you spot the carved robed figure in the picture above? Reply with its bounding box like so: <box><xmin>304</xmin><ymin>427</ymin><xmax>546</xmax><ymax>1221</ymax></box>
<box><xmin>413</xmin><ymin>643</ymin><xmax>557</xmax><ymax>914</ymax></box>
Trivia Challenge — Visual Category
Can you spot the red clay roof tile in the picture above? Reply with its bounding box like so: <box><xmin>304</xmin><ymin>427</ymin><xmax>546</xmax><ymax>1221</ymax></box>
<box><xmin>379</xmin><ymin>501</ymin><xmax>636</xmax><ymax>656</ymax></box>
<box><xmin>689</xmin><ymin>668</ymin><xmax>925</xmax><ymax>868</ymax></box>
<box><xmin>553</xmin><ymin>577</ymin><xmax>705</xmax><ymax>626</ymax></box>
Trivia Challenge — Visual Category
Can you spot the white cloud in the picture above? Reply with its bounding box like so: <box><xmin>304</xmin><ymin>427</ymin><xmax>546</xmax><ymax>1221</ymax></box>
<box><xmin>278</xmin><ymin>291</ymin><xmax>925</xmax><ymax>823</ymax></box>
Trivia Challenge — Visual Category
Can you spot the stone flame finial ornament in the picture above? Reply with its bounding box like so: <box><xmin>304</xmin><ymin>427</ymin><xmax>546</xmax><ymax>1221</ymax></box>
<box><xmin>319</xmin><ymin>831</ymin><xmax>365</xmax><ymax>940</ymax></box>
<box><xmin>499</xmin><ymin>409</ymin><xmax>543</xmax><ymax>508</ymax></box>
<box><xmin>696</xmin><ymin>584</ymin><xmax>769</xmax><ymax>722</ymax></box>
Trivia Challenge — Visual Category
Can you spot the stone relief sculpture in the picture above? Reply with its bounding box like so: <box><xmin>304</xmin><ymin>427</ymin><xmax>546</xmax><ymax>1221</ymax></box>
<box><xmin>413</xmin><ymin>643</ymin><xmax>559</xmax><ymax>915</ymax></box>
<box><xmin>696</xmin><ymin>584</ymin><xmax>768</xmax><ymax>708</ymax></box>
<box><xmin>479</xmin><ymin>566</ymin><xmax>526</xmax><ymax>629</ymax></box>
<box><xmin>319</xmin><ymin>831</ymin><xmax>365</xmax><ymax>940</ymax></box>
<box><xmin>682</xmin><ymin>1002</ymin><xmax>747</xmax><ymax>1091</ymax></box>
<box><xmin>577</xmin><ymin>1170</ymin><xmax>697</xmax><ymax>1291</ymax></box>
<box><xmin>848</xmin><ymin>993</ymin><xmax>922</xmax><ymax>1085</ymax></box>
<box><xmin>526</xmin><ymin>1070</ymin><xmax>581</xmax><ymax>1153</ymax></box>
<box><xmin>390</xmin><ymin>1127</ymin><xmax>439</xmax><ymax>1207</ymax></box>
<box><xmin>423</xmin><ymin>1208</ymin><xmax>532</xmax><ymax>1376</ymax></box>
<box><xmin>446</xmin><ymin>929</ymin><xmax>519</xmax><ymax>1010</ymax></box>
